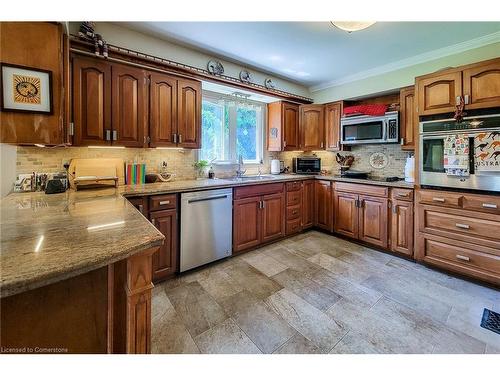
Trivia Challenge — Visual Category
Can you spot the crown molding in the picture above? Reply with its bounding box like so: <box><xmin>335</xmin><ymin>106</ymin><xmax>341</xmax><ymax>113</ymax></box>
<box><xmin>310</xmin><ymin>31</ymin><xmax>500</xmax><ymax>92</ymax></box>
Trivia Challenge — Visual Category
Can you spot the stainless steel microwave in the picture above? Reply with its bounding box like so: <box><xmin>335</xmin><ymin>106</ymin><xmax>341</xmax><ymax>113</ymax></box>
<box><xmin>340</xmin><ymin>111</ymin><xmax>399</xmax><ymax>145</ymax></box>
<box><xmin>419</xmin><ymin>114</ymin><xmax>500</xmax><ymax>192</ymax></box>
<box><xmin>293</xmin><ymin>157</ymin><xmax>321</xmax><ymax>174</ymax></box>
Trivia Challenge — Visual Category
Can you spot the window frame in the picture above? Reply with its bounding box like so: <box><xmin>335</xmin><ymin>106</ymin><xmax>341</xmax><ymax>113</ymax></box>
<box><xmin>200</xmin><ymin>90</ymin><xmax>265</xmax><ymax>165</ymax></box>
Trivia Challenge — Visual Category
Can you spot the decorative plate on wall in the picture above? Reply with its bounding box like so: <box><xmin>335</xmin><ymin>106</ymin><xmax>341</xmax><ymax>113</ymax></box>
<box><xmin>239</xmin><ymin>70</ymin><xmax>252</xmax><ymax>83</ymax></box>
<box><xmin>207</xmin><ymin>60</ymin><xmax>224</xmax><ymax>75</ymax></box>
<box><xmin>264</xmin><ymin>78</ymin><xmax>276</xmax><ymax>89</ymax></box>
<box><xmin>369</xmin><ymin>152</ymin><xmax>389</xmax><ymax>169</ymax></box>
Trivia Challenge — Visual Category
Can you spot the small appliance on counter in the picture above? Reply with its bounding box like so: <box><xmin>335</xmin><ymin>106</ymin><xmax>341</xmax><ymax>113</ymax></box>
<box><xmin>45</xmin><ymin>173</ymin><xmax>68</xmax><ymax>194</ymax></box>
<box><xmin>68</xmin><ymin>158</ymin><xmax>124</xmax><ymax>190</ymax></box>
<box><xmin>404</xmin><ymin>155</ymin><xmax>415</xmax><ymax>183</ymax></box>
<box><xmin>340</xmin><ymin>170</ymin><xmax>370</xmax><ymax>179</ymax></box>
<box><xmin>293</xmin><ymin>156</ymin><xmax>321</xmax><ymax>174</ymax></box>
<box><xmin>270</xmin><ymin>159</ymin><xmax>281</xmax><ymax>175</ymax></box>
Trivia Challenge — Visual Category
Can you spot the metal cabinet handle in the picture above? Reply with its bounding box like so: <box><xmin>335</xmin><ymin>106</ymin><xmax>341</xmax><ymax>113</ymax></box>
<box><xmin>456</xmin><ymin>254</ymin><xmax>470</xmax><ymax>262</ymax></box>
<box><xmin>138</xmin><ymin>204</ymin><xmax>144</xmax><ymax>214</ymax></box>
<box><xmin>320</xmin><ymin>141</ymin><xmax>324</xmax><ymax>148</ymax></box>
<box><xmin>106</xmin><ymin>130</ymin><xmax>111</xmax><ymax>141</ymax></box>
<box><xmin>455</xmin><ymin>223</ymin><xmax>470</xmax><ymax>229</ymax></box>
<box><xmin>112</xmin><ymin>130</ymin><xmax>117</xmax><ymax>141</ymax></box>
<box><xmin>397</xmin><ymin>192</ymin><xmax>410</xmax><ymax>197</ymax></box>
<box><xmin>283</xmin><ymin>140</ymin><xmax>287</xmax><ymax>148</ymax></box>
<box><xmin>173</xmin><ymin>134</ymin><xmax>178</xmax><ymax>143</ymax></box>
<box><xmin>178</xmin><ymin>134</ymin><xmax>183</xmax><ymax>144</ymax></box>
<box><xmin>433</xmin><ymin>197</ymin><xmax>445</xmax><ymax>202</ymax></box>
<box><xmin>482</xmin><ymin>203</ymin><xmax>498</xmax><ymax>209</ymax></box>
<box><xmin>262</xmin><ymin>200</ymin><xmax>265</xmax><ymax>209</ymax></box>
<box><xmin>464</xmin><ymin>94</ymin><xmax>470</xmax><ymax>105</ymax></box>
<box><xmin>456</xmin><ymin>96</ymin><xmax>462</xmax><ymax>106</ymax></box>
<box><xmin>400</xmin><ymin>137</ymin><xmax>404</xmax><ymax>145</ymax></box>
<box><xmin>159</xmin><ymin>200</ymin><xmax>170</xmax><ymax>205</ymax></box>
<box><xmin>151</xmin><ymin>218</ymin><xmax>155</xmax><ymax>225</ymax></box>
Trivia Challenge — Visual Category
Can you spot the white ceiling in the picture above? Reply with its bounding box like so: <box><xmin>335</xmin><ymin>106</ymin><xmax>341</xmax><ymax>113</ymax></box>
<box><xmin>121</xmin><ymin>22</ymin><xmax>500</xmax><ymax>90</ymax></box>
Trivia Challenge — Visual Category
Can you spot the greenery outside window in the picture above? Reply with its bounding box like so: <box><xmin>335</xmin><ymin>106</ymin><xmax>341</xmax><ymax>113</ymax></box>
<box><xmin>200</xmin><ymin>91</ymin><xmax>264</xmax><ymax>164</ymax></box>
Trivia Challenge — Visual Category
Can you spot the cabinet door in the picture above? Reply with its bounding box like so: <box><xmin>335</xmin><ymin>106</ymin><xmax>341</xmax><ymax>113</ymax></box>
<box><xmin>416</xmin><ymin>71</ymin><xmax>462</xmax><ymax>115</ymax></box>
<box><xmin>72</xmin><ymin>56</ymin><xmax>111</xmax><ymax>146</ymax></box>
<box><xmin>233</xmin><ymin>196</ymin><xmax>262</xmax><ymax>253</ymax></box>
<box><xmin>177</xmin><ymin>78</ymin><xmax>201</xmax><ymax>148</ymax></box>
<box><xmin>359</xmin><ymin>195</ymin><xmax>388</xmax><ymax>248</ymax></box>
<box><xmin>261</xmin><ymin>193</ymin><xmax>285</xmax><ymax>243</ymax></box>
<box><xmin>300</xmin><ymin>105</ymin><xmax>324</xmax><ymax>150</ymax></box>
<box><xmin>325</xmin><ymin>102</ymin><xmax>342</xmax><ymax>150</ymax></box>
<box><xmin>111</xmin><ymin>64</ymin><xmax>147</xmax><ymax>147</ymax></box>
<box><xmin>314</xmin><ymin>180</ymin><xmax>332</xmax><ymax>231</ymax></box>
<box><xmin>399</xmin><ymin>86</ymin><xmax>415</xmax><ymax>150</ymax></box>
<box><xmin>150</xmin><ymin>209</ymin><xmax>178</xmax><ymax>282</ymax></box>
<box><xmin>302</xmin><ymin>180</ymin><xmax>315</xmax><ymax>229</ymax></box>
<box><xmin>333</xmin><ymin>191</ymin><xmax>358</xmax><ymax>239</ymax></box>
<box><xmin>283</xmin><ymin>102</ymin><xmax>300</xmax><ymax>150</ymax></box>
<box><xmin>149</xmin><ymin>73</ymin><xmax>177</xmax><ymax>147</ymax></box>
<box><xmin>390</xmin><ymin>199</ymin><xmax>414</xmax><ymax>256</ymax></box>
<box><xmin>463</xmin><ymin>59</ymin><xmax>500</xmax><ymax>110</ymax></box>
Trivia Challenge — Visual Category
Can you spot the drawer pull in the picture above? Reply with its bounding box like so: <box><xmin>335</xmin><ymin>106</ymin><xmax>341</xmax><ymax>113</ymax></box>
<box><xmin>482</xmin><ymin>203</ymin><xmax>498</xmax><ymax>209</ymax></box>
<box><xmin>397</xmin><ymin>192</ymin><xmax>410</xmax><ymax>197</ymax></box>
<box><xmin>455</xmin><ymin>223</ymin><xmax>470</xmax><ymax>229</ymax></box>
<box><xmin>159</xmin><ymin>200</ymin><xmax>170</xmax><ymax>205</ymax></box>
<box><xmin>433</xmin><ymin>197</ymin><xmax>445</xmax><ymax>202</ymax></box>
<box><xmin>456</xmin><ymin>254</ymin><xmax>470</xmax><ymax>262</ymax></box>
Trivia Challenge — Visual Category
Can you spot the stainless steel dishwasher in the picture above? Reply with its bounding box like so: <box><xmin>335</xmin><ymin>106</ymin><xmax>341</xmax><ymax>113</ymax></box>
<box><xmin>180</xmin><ymin>188</ymin><xmax>233</xmax><ymax>272</ymax></box>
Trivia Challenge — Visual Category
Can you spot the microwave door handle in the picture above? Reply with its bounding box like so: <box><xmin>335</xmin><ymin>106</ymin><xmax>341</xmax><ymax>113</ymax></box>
<box><xmin>382</xmin><ymin>120</ymin><xmax>387</xmax><ymax>141</ymax></box>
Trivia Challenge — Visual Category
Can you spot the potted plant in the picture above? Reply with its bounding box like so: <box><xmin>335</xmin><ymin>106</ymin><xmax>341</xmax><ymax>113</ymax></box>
<box><xmin>193</xmin><ymin>160</ymin><xmax>210</xmax><ymax>179</ymax></box>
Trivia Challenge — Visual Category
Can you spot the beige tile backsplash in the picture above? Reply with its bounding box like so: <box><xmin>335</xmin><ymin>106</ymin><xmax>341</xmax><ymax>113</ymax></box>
<box><xmin>15</xmin><ymin>143</ymin><xmax>411</xmax><ymax>182</ymax></box>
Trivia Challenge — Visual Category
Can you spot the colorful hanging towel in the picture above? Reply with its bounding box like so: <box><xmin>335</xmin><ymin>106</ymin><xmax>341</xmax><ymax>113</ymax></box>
<box><xmin>125</xmin><ymin>163</ymin><xmax>146</xmax><ymax>185</ymax></box>
<box><xmin>343</xmin><ymin>104</ymin><xmax>388</xmax><ymax>117</ymax></box>
<box><xmin>444</xmin><ymin>134</ymin><xmax>469</xmax><ymax>176</ymax></box>
<box><xmin>474</xmin><ymin>131</ymin><xmax>500</xmax><ymax>173</ymax></box>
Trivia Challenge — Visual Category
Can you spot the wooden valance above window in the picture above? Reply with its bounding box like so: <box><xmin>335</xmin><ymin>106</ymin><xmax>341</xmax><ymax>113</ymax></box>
<box><xmin>69</xmin><ymin>36</ymin><xmax>313</xmax><ymax>105</ymax></box>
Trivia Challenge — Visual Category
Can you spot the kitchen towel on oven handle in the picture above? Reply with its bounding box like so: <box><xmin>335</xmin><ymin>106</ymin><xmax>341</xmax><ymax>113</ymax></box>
<box><xmin>475</xmin><ymin>132</ymin><xmax>500</xmax><ymax>173</ymax></box>
<box><xmin>444</xmin><ymin>134</ymin><xmax>469</xmax><ymax>176</ymax></box>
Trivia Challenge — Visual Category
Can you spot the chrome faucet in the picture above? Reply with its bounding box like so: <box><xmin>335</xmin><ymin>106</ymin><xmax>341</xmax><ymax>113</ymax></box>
<box><xmin>235</xmin><ymin>155</ymin><xmax>246</xmax><ymax>178</ymax></box>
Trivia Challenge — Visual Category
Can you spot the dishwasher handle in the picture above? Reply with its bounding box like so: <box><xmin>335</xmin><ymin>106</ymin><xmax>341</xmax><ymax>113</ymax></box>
<box><xmin>187</xmin><ymin>195</ymin><xmax>229</xmax><ymax>204</ymax></box>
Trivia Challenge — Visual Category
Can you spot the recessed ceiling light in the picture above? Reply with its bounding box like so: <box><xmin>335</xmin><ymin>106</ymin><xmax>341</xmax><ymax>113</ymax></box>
<box><xmin>331</xmin><ymin>21</ymin><xmax>376</xmax><ymax>33</ymax></box>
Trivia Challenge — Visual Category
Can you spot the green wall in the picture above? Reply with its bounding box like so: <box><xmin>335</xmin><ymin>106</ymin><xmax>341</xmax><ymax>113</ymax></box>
<box><xmin>312</xmin><ymin>42</ymin><xmax>500</xmax><ymax>103</ymax></box>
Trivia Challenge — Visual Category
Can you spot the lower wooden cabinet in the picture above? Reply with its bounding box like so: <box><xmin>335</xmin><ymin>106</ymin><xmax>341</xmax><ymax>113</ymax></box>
<box><xmin>333</xmin><ymin>191</ymin><xmax>358</xmax><ymax>239</ymax></box>
<box><xmin>262</xmin><ymin>193</ymin><xmax>286</xmax><ymax>242</ymax></box>
<box><xmin>359</xmin><ymin>195</ymin><xmax>388</xmax><ymax>248</ymax></box>
<box><xmin>150</xmin><ymin>209</ymin><xmax>178</xmax><ymax>282</ymax></box>
<box><xmin>302</xmin><ymin>180</ymin><xmax>315</xmax><ymax>229</ymax></box>
<box><xmin>314</xmin><ymin>180</ymin><xmax>332</xmax><ymax>231</ymax></box>
<box><xmin>389</xmin><ymin>199</ymin><xmax>414</xmax><ymax>256</ymax></box>
<box><xmin>233</xmin><ymin>196</ymin><xmax>262</xmax><ymax>253</ymax></box>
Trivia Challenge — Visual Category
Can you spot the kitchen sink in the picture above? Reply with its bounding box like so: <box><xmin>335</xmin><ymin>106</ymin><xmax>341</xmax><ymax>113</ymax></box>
<box><xmin>222</xmin><ymin>175</ymin><xmax>277</xmax><ymax>182</ymax></box>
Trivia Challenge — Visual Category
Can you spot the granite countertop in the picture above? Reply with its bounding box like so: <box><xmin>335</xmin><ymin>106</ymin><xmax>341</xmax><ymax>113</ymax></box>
<box><xmin>0</xmin><ymin>173</ymin><xmax>413</xmax><ymax>298</ymax></box>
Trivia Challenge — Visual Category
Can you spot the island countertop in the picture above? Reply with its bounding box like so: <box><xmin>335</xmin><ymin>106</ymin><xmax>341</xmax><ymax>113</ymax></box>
<box><xmin>0</xmin><ymin>173</ymin><xmax>413</xmax><ymax>298</ymax></box>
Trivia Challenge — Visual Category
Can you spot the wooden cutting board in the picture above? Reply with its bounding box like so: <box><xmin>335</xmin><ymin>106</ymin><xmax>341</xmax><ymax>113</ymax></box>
<box><xmin>68</xmin><ymin>158</ymin><xmax>125</xmax><ymax>189</ymax></box>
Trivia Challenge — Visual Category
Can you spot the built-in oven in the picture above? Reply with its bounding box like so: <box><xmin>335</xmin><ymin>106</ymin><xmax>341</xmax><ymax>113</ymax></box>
<box><xmin>419</xmin><ymin>114</ymin><xmax>500</xmax><ymax>192</ymax></box>
<box><xmin>341</xmin><ymin>111</ymin><xmax>399</xmax><ymax>145</ymax></box>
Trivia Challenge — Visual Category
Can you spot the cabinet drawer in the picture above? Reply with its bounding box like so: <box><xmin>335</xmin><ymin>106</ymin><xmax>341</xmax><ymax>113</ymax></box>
<box><xmin>462</xmin><ymin>195</ymin><xmax>500</xmax><ymax>215</ymax></box>
<box><xmin>390</xmin><ymin>188</ymin><xmax>414</xmax><ymax>202</ymax></box>
<box><xmin>420</xmin><ymin>234</ymin><xmax>500</xmax><ymax>285</ymax></box>
<box><xmin>149</xmin><ymin>194</ymin><xmax>177</xmax><ymax>211</ymax></box>
<box><xmin>419</xmin><ymin>205</ymin><xmax>500</xmax><ymax>248</ymax></box>
<box><xmin>286</xmin><ymin>180</ymin><xmax>303</xmax><ymax>192</ymax></box>
<box><xmin>417</xmin><ymin>190</ymin><xmax>462</xmax><ymax>208</ymax></box>
<box><xmin>287</xmin><ymin>190</ymin><xmax>302</xmax><ymax>206</ymax></box>
<box><xmin>286</xmin><ymin>217</ymin><xmax>302</xmax><ymax>235</ymax></box>
<box><xmin>335</xmin><ymin>182</ymin><xmax>388</xmax><ymax>198</ymax></box>
<box><xmin>234</xmin><ymin>183</ymin><xmax>284</xmax><ymax>199</ymax></box>
<box><xmin>287</xmin><ymin>204</ymin><xmax>301</xmax><ymax>220</ymax></box>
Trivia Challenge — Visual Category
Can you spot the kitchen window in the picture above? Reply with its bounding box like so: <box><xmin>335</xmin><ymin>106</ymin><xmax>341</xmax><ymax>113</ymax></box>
<box><xmin>200</xmin><ymin>91</ymin><xmax>264</xmax><ymax>164</ymax></box>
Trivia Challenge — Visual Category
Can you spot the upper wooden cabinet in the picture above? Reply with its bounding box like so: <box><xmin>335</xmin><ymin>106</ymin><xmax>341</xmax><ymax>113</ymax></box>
<box><xmin>399</xmin><ymin>86</ymin><xmax>415</xmax><ymax>150</ymax></box>
<box><xmin>324</xmin><ymin>102</ymin><xmax>342</xmax><ymax>151</ymax></box>
<box><xmin>72</xmin><ymin>56</ymin><xmax>111</xmax><ymax>146</ymax></box>
<box><xmin>462</xmin><ymin>59</ymin><xmax>500</xmax><ymax>110</ymax></box>
<box><xmin>1</xmin><ymin>22</ymin><xmax>66</xmax><ymax>145</ymax></box>
<box><xmin>267</xmin><ymin>101</ymin><xmax>300</xmax><ymax>151</ymax></box>
<box><xmin>72</xmin><ymin>54</ymin><xmax>202</xmax><ymax>148</ymax></box>
<box><xmin>416</xmin><ymin>57</ymin><xmax>500</xmax><ymax>116</ymax></box>
<box><xmin>111</xmin><ymin>64</ymin><xmax>148</xmax><ymax>147</ymax></box>
<box><xmin>300</xmin><ymin>105</ymin><xmax>324</xmax><ymax>151</ymax></box>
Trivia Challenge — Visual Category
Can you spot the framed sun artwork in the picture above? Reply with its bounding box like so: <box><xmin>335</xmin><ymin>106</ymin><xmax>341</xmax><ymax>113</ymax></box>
<box><xmin>1</xmin><ymin>63</ymin><xmax>53</xmax><ymax>114</ymax></box>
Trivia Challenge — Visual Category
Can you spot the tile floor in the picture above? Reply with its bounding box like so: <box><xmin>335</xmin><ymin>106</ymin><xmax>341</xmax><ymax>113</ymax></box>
<box><xmin>151</xmin><ymin>231</ymin><xmax>500</xmax><ymax>354</ymax></box>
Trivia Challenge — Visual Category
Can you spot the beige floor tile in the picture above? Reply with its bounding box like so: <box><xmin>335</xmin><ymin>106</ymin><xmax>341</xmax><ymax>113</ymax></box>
<box><xmin>194</xmin><ymin>319</ymin><xmax>261</xmax><ymax>354</ymax></box>
<box><xmin>197</xmin><ymin>269</ymin><xmax>244</xmax><ymax>302</ymax></box>
<box><xmin>265</xmin><ymin>289</ymin><xmax>346</xmax><ymax>352</ymax></box>
<box><xmin>330</xmin><ymin>330</ymin><xmax>388</xmax><ymax>354</ymax></box>
<box><xmin>272</xmin><ymin>268</ymin><xmax>341</xmax><ymax>311</ymax></box>
<box><xmin>307</xmin><ymin>253</ymin><xmax>373</xmax><ymax>283</ymax></box>
<box><xmin>326</xmin><ymin>298</ymin><xmax>373</xmax><ymax>332</ymax></box>
<box><xmin>263</xmin><ymin>246</ymin><xmax>322</xmax><ymax>277</ymax></box>
<box><xmin>233</xmin><ymin>301</ymin><xmax>297</xmax><ymax>353</ymax></box>
<box><xmin>224</xmin><ymin>262</ymin><xmax>283</xmax><ymax>300</ymax></box>
<box><xmin>242</xmin><ymin>251</ymin><xmax>288</xmax><ymax>277</ymax></box>
<box><xmin>274</xmin><ymin>333</ymin><xmax>322</xmax><ymax>354</ymax></box>
<box><xmin>486</xmin><ymin>344</ymin><xmax>500</xmax><ymax>354</ymax></box>
<box><xmin>218</xmin><ymin>289</ymin><xmax>261</xmax><ymax>316</ymax></box>
<box><xmin>165</xmin><ymin>281</ymin><xmax>227</xmax><ymax>337</ymax></box>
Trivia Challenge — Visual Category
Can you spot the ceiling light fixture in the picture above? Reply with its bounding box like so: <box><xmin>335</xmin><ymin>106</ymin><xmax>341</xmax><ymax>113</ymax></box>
<box><xmin>330</xmin><ymin>21</ymin><xmax>376</xmax><ymax>33</ymax></box>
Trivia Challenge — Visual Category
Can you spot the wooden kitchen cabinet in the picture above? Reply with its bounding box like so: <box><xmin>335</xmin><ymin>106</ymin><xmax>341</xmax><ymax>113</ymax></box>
<box><xmin>333</xmin><ymin>191</ymin><xmax>358</xmax><ymax>239</ymax></box>
<box><xmin>267</xmin><ymin>101</ymin><xmax>300</xmax><ymax>151</ymax></box>
<box><xmin>126</xmin><ymin>196</ymin><xmax>148</xmax><ymax>217</ymax></box>
<box><xmin>462</xmin><ymin>59</ymin><xmax>500</xmax><ymax>110</ymax></box>
<box><xmin>72</xmin><ymin>55</ymin><xmax>112</xmax><ymax>146</ymax></box>
<box><xmin>359</xmin><ymin>195</ymin><xmax>388</xmax><ymax>248</ymax></box>
<box><xmin>324</xmin><ymin>101</ymin><xmax>342</xmax><ymax>151</ymax></box>
<box><xmin>302</xmin><ymin>180</ymin><xmax>315</xmax><ymax>229</ymax></box>
<box><xmin>111</xmin><ymin>64</ymin><xmax>148</xmax><ymax>147</ymax></box>
<box><xmin>389</xmin><ymin>199</ymin><xmax>414</xmax><ymax>256</ymax></box>
<box><xmin>150</xmin><ymin>209</ymin><xmax>178</xmax><ymax>282</ymax></box>
<box><xmin>399</xmin><ymin>86</ymin><xmax>416</xmax><ymax>150</ymax></box>
<box><xmin>233</xmin><ymin>196</ymin><xmax>262</xmax><ymax>253</ymax></box>
<box><xmin>314</xmin><ymin>180</ymin><xmax>332</xmax><ymax>231</ymax></box>
<box><xmin>177</xmin><ymin>78</ymin><xmax>202</xmax><ymax>148</ymax></box>
<box><xmin>149</xmin><ymin>73</ymin><xmax>177</xmax><ymax>147</ymax></box>
<box><xmin>262</xmin><ymin>193</ymin><xmax>286</xmax><ymax>242</ymax></box>
<box><xmin>416</xmin><ymin>71</ymin><xmax>462</xmax><ymax>116</ymax></box>
<box><xmin>300</xmin><ymin>105</ymin><xmax>324</xmax><ymax>150</ymax></box>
